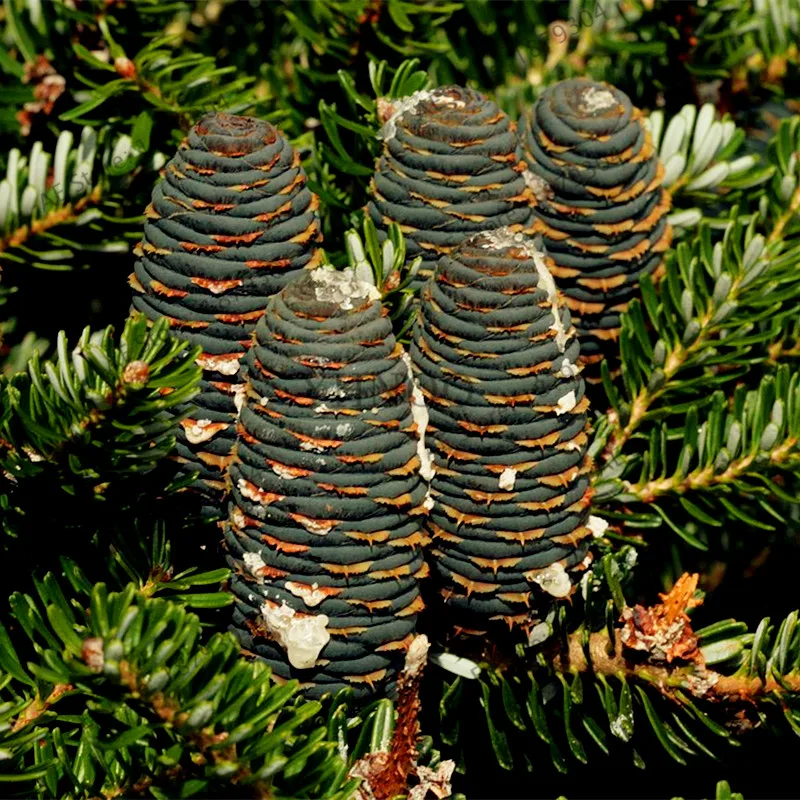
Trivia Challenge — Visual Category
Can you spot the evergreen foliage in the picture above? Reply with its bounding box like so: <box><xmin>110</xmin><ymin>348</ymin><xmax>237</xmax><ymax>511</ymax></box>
<box><xmin>1</xmin><ymin>314</ymin><xmax>201</xmax><ymax>543</ymax></box>
<box><xmin>1</xmin><ymin>1</ymin><xmax>800</xmax><ymax>798</ymax></box>
<box><xmin>0</xmin><ymin>563</ymin><xmax>363</xmax><ymax>799</ymax></box>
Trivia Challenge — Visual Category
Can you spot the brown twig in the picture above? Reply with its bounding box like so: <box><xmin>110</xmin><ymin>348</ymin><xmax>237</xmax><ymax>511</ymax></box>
<box><xmin>379</xmin><ymin>635</ymin><xmax>428</xmax><ymax>797</ymax></box>
<box><xmin>560</xmin><ymin>628</ymin><xmax>800</xmax><ymax>697</ymax></box>
<box><xmin>555</xmin><ymin>574</ymin><xmax>800</xmax><ymax>706</ymax></box>
<box><xmin>767</xmin><ymin>182</ymin><xmax>800</xmax><ymax>246</ymax></box>
<box><xmin>0</xmin><ymin>186</ymin><xmax>103</xmax><ymax>257</ymax></box>
<box><xmin>349</xmin><ymin>635</ymin><xmax>449</xmax><ymax>800</ymax></box>
<box><xmin>605</xmin><ymin>299</ymin><xmax>730</xmax><ymax>456</ymax></box>
<box><xmin>623</xmin><ymin>437</ymin><xmax>800</xmax><ymax>503</ymax></box>
<box><xmin>11</xmin><ymin>683</ymin><xmax>74</xmax><ymax>732</ymax></box>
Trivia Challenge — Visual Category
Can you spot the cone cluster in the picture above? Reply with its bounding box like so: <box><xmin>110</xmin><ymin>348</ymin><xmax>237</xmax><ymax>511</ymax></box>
<box><xmin>225</xmin><ymin>269</ymin><xmax>429</xmax><ymax>699</ymax></box>
<box><xmin>367</xmin><ymin>86</ymin><xmax>535</xmax><ymax>289</ymax></box>
<box><xmin>130</xmin><ymin>112</ymin><xmax>321</xmax><ymax>503</ymax></box>
<box><xmin>519</xmin><ymin>78</ymin><xmax>672</xmax><ymax>371</ymax></box>
<box><xmin>409</xmin><ymin>230</ymin><xmax>594</xmax><ymax>635</ymax></box>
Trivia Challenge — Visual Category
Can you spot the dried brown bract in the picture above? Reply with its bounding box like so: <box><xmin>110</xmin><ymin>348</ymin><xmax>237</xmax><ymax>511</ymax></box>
<box><xmin>350</xmin><ymin>636</ymin><xmax>454</xmax><ymax>800</ymax></box>
<box><xmin>621</xmin><ymin>572</ymin><xmax>703</xmax><ymax>664</ymax></box>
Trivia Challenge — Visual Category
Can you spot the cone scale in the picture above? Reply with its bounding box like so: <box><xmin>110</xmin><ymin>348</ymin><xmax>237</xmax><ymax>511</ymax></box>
<box><xmin>410</xmin><ymin>230</ymin><xmax>594</xmax><ymax>636</ymax></box>
<box><xmin>367</xmin><ymin>86</ymin><xmax>535</xmax><ymax>289</ymax></box>
<box><xmin>130</xmin><ymin>113</ymin><xmax>322</xmax><ymax>506</ymax></box>
<box><xmin>225</xmin><ymin>269</ymin><xmax>428</xmax><ymax>699</ymax></box>
<box><xmin>519</xmin><ymin>79</ymin><xmax>672</xmax><ymax>374</ymax></box>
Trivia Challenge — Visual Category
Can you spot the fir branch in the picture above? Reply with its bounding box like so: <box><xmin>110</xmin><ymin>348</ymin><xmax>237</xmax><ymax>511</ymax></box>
<box><xmin>602</xmin><ymin>211</ymin><xmax>800</xmax><ymax>456</ymax></box>
<box><xmin>1</xmin><ymin>314</ymin><xmax>202</xmax><ymax>543</ymax></box>
<box><xmin>1</xmin><ymin>313</ymin><xmax>200</xmax><ymax>470</ymax></box>
<box><xmin>0</xmin><ymin>184</ymin><xmax>101</xmax><ymax>256</ymax></box>
<box><xmin>430</xmin><ymin>558</ymin><xmax>800</xmax><ymax>774</ymax></box>
<box><xmin>592</xmin><ymin>120</ymin><xmax>800</xmax><ymax>546</ymax></box>
<box><xmin>628</xmin><ymin>435</ymin><xmax>799</xmax><ymax>503</ymax></box>
<box><xmin>594</xmin><ymin>368</ymin><xmax>800</xmax><ymax>546</ymax></box>
<box><xmin>0</xmin><ymin>123</ymin><xmax>159</xmax><ymax>270</ymax></box>
<box><xmin>63</xmin><ymin>33</ymin><xmax>261</xmax><ymax>131</ymax></box>
<box><xmin>0</xmin><ymin>572</ymin><xmax>359</xmax><ymax>799</ymax></box>
<box><xmin>560</xmin><ymin>573</ymin><xmax>800</xmax><ymax>705</ymax></box>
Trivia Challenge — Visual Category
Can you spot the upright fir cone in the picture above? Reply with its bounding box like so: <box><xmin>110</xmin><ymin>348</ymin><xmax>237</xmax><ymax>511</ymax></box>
<box><xmin>130</xmin><ymin>113</ymin><xmax>322</xmax><ymax>507</ymax></box>
<box><xmin>225</xmin><ymin>268</ymin><xmax>429</xmax><ymax>699</ymax></box>
<box><xmin>519</xmin><ymin>79</ymin><xmax>672</xmax><ymax>375</ymax></box>
<box><xmin>367</xmin><ymin>86</ymin><xmax>536</xmax><ymax>290</ymax></box>
<box><xmin>409</xmin><ymin>230</ymin><xmax>594</xmax><ymax>639</ymax></box>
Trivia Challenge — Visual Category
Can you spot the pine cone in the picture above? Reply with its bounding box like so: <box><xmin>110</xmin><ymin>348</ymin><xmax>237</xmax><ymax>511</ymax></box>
<box><xmin>367</xmin><ymin>86</ymin><xmax>535</xmax><ymax>290</ymax></box>
<box><xmin>519</xmin><ymin>79</ymin><xmax>672</xmax><ymax>373</ymax></box>
<box><xmin>130</xmin><ymin>113</ymin><xmax>322</xmax><ymax>506</ymax></box>
<box><xmin>225</xmin><ymin>269</ymin><xmax>429</xmax><ymax>699</ymax></box>
<box><xmin>409</xmin><ymin>230</ymin><xmax>593</xmax><ymax>638</ymax></box>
